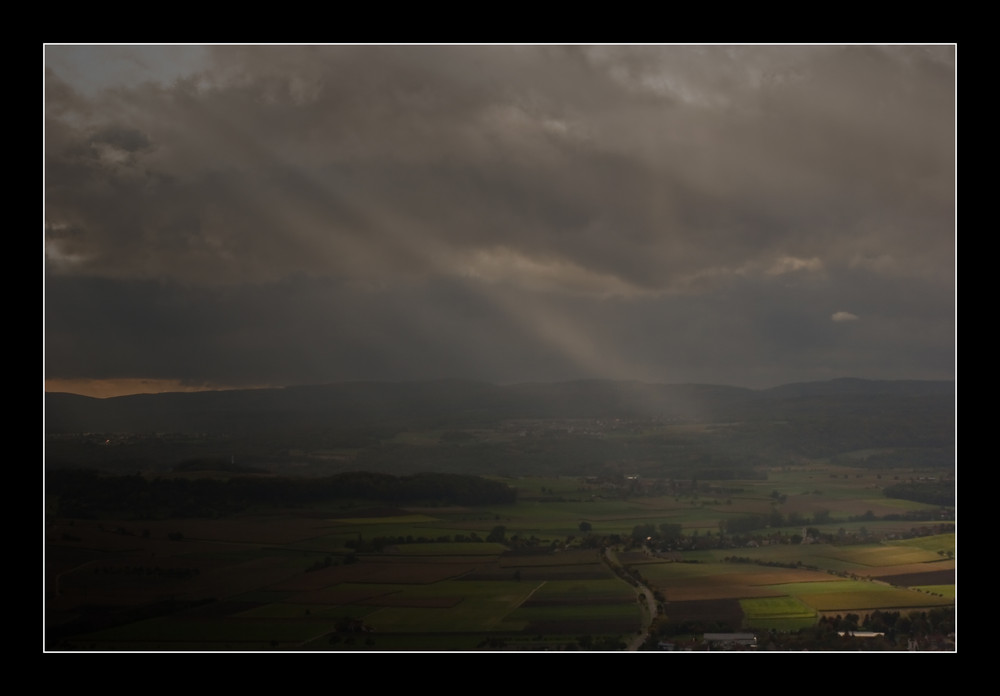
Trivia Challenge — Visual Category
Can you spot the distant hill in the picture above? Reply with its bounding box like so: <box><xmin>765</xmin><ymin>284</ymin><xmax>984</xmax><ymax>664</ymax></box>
<box><xmin>44</xmin><ymin>378</ymin><xmax>955</xmax><ymax>476</ymax></box>
<box><xmin>760</xmin><ymin>377</ymin><xmax>954</xmax><ymax>399</ymax></box>
<box><xmin>44</xmin><ymin>377</ymin><xmax>954</xmax><ymax>433</ymax></box>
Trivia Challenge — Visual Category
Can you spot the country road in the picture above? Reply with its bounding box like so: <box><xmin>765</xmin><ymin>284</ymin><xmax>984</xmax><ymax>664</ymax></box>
<box><xmin>602</xmin><ymin>546</ymin><xmax>659</xmax><ymax>651</ymax></box>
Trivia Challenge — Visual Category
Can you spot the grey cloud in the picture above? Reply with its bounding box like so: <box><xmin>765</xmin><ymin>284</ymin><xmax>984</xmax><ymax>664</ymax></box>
<box><xmin>44</xmin><ymin>45</ymin><xmax>956</xmax><ymax>391</ymax></box>
<box><xmin>88</xmin><ymin>125</ymin><xmax>152</xmax><ymax>152</ymax></box>
<box><xmin>46</xmin><ymin>46</ymin><xmax>954</xmax><ymax>288</ymax></box>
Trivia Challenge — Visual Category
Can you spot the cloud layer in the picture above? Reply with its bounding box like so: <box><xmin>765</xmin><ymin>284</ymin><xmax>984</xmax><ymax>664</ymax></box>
<box><xmin>44</xmin><ymin>45</ymin><xmax>956</xmax><ymax>394</ymax></box>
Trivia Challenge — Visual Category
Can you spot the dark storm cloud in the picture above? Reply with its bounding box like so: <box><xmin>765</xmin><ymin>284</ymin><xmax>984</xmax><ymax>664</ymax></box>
<box><xmin>44</xmin><ymin>45</ymin><xmax>955</xmax><ymax>391</ymax></box>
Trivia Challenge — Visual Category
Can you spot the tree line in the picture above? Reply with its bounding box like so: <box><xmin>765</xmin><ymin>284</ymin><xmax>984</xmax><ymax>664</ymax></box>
<box><xmin>47</xmin><ymin>468</ymin><xmax>516</xmax><ymax>519</ymax></box>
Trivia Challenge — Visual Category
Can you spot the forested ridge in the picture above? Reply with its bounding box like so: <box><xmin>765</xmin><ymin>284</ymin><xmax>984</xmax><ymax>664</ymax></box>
<box><xmin>47</xmin><ymin>469</ymin><xmax>516</xmax><ymax>519</ymax></box>
<box><xmin>44</xmin><ymin>378</ymin><xmax>955</xmax><ymax>479</ymax></box>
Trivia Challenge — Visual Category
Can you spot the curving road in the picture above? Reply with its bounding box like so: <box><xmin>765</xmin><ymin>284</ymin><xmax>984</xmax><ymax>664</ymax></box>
<box><xmin>602</xmin><ymin>546</ymin><xmax>659</xmax><ymax>651</ymax></box>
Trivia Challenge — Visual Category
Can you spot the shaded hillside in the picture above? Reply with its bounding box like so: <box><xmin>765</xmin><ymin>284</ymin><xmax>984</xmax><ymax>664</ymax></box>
<box><xmin>45</xmin><ymin>377</ymin><xmax>954</xmax><ymax>434</ymax></box>
<box><xmin>44</xmin><ymin>378</ymin><xmax>955</xmax><ymax>477</ymax></box>
<box><xmin>48</xmin><ymin>469</ymin><xmax>517</xmax><ymax>519</ymax></box>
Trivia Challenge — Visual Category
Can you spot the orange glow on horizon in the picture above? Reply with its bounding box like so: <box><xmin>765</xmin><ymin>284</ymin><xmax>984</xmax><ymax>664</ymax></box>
<box><xmin>43</xmin><ymin>378</ymin><xmax>261</xmax><ymax>399</ymax></box>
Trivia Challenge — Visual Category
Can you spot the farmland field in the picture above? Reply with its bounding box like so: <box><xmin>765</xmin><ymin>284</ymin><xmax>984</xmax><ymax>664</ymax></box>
<box><xmin>740</xmin><ymin>597</ymin><xmax>817</xmax><ymax>631</ymax></box>
<box><xmin>45</xmin><ymin>463</ymin><xmax>955</xmax><ymax>651</ymax></box>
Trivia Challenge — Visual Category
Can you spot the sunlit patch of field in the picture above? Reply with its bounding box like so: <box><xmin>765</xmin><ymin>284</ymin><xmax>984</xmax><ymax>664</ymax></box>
<box><xmin>812</xmin><ymin>545</ymin><xmax>941</xmax><ymax>567</ymax></box>
<box><xmin>773</xmin><ymin>580</ymin><xmax>953</xmax><ymax>612</ymax></box>
<box><xmin>914</xmin><ymin>585</ymin><xmax>955</xmax><ymax>599</ymax></box>
<box><xmin>740</xmin><ymin>596</ymin><xmax>817</xmax><ymax>631</ymax></box>
<box><xmin>861</xmin><ymin>559</ymin><xmax>954</xmax><ymax>579</ymax></box>
<box><xmin>889</xmin><ymin>533</ymin><xmax>955</xmax><ymax>553</ymax></box>
<box><xmin>636</xmin><ymin>558</ymin><xmax>843</xmax><ymax>602</ymax></box>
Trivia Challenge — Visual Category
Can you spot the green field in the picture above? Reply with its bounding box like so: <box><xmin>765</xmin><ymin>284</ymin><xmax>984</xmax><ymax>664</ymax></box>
<box><xmin>46</xmin><ymin>465</ymin><xmax>955</xmax><ymax>651</ymax></box>
<box><xmin>770</xmin><ymin>580</ymin><xmax>952</xmax><ymax>611</ymax></box>
<box><xmin>890</xmin><ymin>533</ymin><xmax>955</xmax><ymax>554</ymax></box>
<box><xmin>740</xmin><ymin>597</ymin><xmax>817</xmax><ymax>631</ymax></box>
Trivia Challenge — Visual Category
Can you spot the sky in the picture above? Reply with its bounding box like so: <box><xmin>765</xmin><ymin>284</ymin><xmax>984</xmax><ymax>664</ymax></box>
<box><xmin>44</xmin><ymin>44</ymin><xmax>956</xmax><ymax>398</ymax></box>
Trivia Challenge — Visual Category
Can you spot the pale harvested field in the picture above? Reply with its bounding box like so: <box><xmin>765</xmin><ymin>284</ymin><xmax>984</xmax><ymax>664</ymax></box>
<box><xmin>857</xmin><ymin>559</ymin><xmax>954</xmax><ymax>579</ymax></box>
<box><xmin>812</xmin><ymin>545</ymin><xmax>943</xmax><ymax>567</ymax></box>
<box><xmin>797</xmin><ymin>589</ymin><xmax>950</xmax><ymax>612</ymax></box>
<box><xmin>648</xmin><ymin>566</ymin><xmax>839</xmax><ymax>601</ymax></box>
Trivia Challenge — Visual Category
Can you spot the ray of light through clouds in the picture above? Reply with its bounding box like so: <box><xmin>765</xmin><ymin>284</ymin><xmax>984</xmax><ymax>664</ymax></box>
<box><xmin>44</xmin><ymin>44</ymin><xmax>956</xmax><ymax>397</ymax></box>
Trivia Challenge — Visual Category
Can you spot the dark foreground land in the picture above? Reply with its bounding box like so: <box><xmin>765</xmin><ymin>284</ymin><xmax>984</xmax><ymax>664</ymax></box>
<box><xmin>44</xmin><ymin>378</ymin><xmax>956</xmax><ymax>651</ymax></box>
